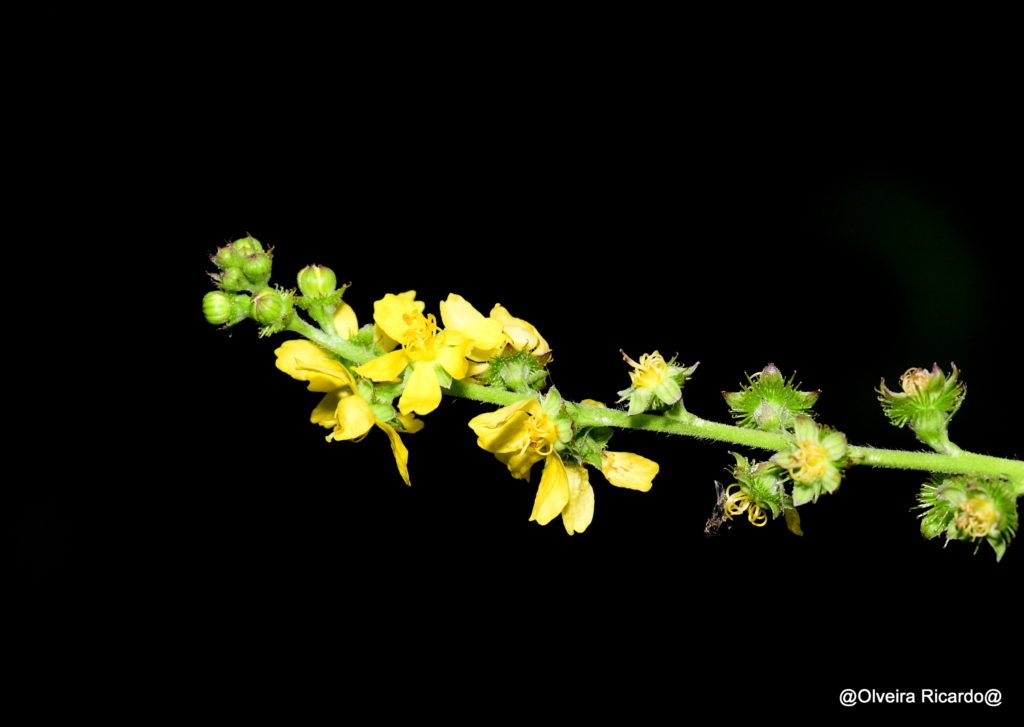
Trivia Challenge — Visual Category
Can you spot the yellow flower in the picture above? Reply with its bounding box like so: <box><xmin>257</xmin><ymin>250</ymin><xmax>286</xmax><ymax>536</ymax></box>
<box><xmin>332</xmin><ymin>301</ymin><xmax>359</xmax><ymax>339</ymax></box>
<box><xmin>625</xmin><ymin>351</ymin><xmax>670</xmax><ymax>389</ymax></box>
<box><xmin>468</xmin><ymin>398</ymin><xmax>575</xmax><ymax>528</ymax></box>
<box><xmin>439</xmin><ymin>294</ymin><xmax>551</xmax><ymax>366</ymax></box>
<box><xmin>275</xmin><ymin>339</ymin><xmax>418</xmax><ymax>486</ymax></box>
<box><xmin>353</xmin><ymin>293</ymin><xmax>472</xmax><ymax>416</ymax></box>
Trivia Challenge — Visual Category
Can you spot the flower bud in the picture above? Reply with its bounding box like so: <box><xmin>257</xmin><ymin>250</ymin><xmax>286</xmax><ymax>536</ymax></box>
<box><xmin>231</xmin><ymin>235</ymin><xmax>263</xmax><ymax>255</ymax></box>
<box><xmin>242</xmin><ymin>252</ymin><xmax>273</xmax><ymax>284</ymax></box>
<box><xmin>297</xmin><ymin>265</ymin><xmax>338</xmax><ymax>298</ymax></box>
<box><xmin>202</xmin><ymin>291</ymin><xmax>232</xmax><ymax>325</ymax></box>
<box><xmin>251</xmin><ymin>287</ymin><xmax>290</xmax><ymax>325</ymax></box>
<box><xmin>212</xmin><ymin>245</ymin><xmax>244</xmax><ymax>269</ymax></box>
<box><xmin>217</xmin><ymin>267</ymin><xmax>248</xmax><ymax>292</ymax></box>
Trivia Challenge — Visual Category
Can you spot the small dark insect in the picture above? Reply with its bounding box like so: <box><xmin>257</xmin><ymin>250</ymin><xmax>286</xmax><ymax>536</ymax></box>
<box><xmin>704</xmin><ymin>480</ymin><xmax>732</xmax><ymax>536</ymax></box>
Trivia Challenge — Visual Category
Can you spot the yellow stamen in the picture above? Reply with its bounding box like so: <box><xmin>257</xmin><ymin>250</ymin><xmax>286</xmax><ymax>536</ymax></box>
<box><xmin>787</xmin><ymin>440</ymin><xmax>829</xmax><ymax>483</ymax></box>
<box><xmin>900</xmin><ymin>367</ymin><xmax>931</xmax><ymax>395</ymax></box>
<box><xmin>625</xmin><ymin>352</ymin><xmax>669</xmax><ymax>389</ymax></box>
<box><xmin>956</xmin><ymin>497</ymin><xmax>997</xmax><ymax>539</ymax></box>
<box><xmin>723</xmin><ymin>484</ymin><xmax>767</xmax><ymax>526</ymax></box>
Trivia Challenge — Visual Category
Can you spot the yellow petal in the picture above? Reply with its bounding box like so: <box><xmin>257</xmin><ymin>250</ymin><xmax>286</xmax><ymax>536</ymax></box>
<box><xmin>398</xmin><ymin>361</ymin><xmax>442</xmax><ymax>416</ymax></box>
<box><xmin>561</xmin><ymin>464</ymin><xmax>595</xmax><ymax>535</ymax></box>
<box><xmin>275</xmin><ymin>340</ymin><xmax>348</xmax><ymax>392</ymax></box>
<box><xmin>497</xmin><ymin>450</ymin><xmax>544</xmax><ymax>481</ymax></box>
<box><xmin>353</xmin><ymin>349</ymin><xmax>409</xmax><ymax>382</ymax></box>
<box><xmin>600</xmin><ymin>451</ymin><xmax>659</xmax><ymax>492</ymax></box>
<box><xmin>396</xmin><ymin>412</ymin><xmax>424</xmax><ymax>434</ymax></box>
<box><xmin>330</xmin><ymin>392</ymin><xmax>376</xmax><ymax>441</ymax></box>
<box><xmin>529</xmin><ymin>454</ymin><xmax>570</xmax><ymax>526</ymax></box>
<box><xmin>372</xmin><ymin>292</ymin><xmax>425</xmax><ymax>344</ymax></box>
<box><xmin>332</xmin><ymin>301</ymin><xmax>359</xmax><ymax>339</ymax></box>
<box><xmin>311</xmin><ymin>390</ymin><xmax>342</xmax><ymax>428</ymax></box>
<box><xmin>375</xmin><ymin>421</ymin><xmax>411</xmax><ymax>486</ymax></box>
<box><xmin>580</xmin><ymin>399</ymin><xmax>607</xmax><ymax>408</ymax></box>
<box><xmin>435</xmin><ymin>332</ymin><xmax>471</xmax><ymax>381</ymax></box>
<box><xmin>490</xmin><ymin>304</ymin><xmax>550</xmax><ymax>355</ymax></box>
<box><xmin>441</xmin><ymin>294</ymin><xmax>506</xmax><ymax>352</ymax></box>
<box><xmin>468</xmin><ymin>399</ymin><xmax>537</xmax><ymax>453</ymax></box>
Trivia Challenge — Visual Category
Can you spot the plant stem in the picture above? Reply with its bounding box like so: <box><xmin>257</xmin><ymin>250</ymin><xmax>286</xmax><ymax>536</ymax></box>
<box><xmin>294</xmin><ymin>328</ymin><xmax>1024</xmax><ymax>485</ymax></box>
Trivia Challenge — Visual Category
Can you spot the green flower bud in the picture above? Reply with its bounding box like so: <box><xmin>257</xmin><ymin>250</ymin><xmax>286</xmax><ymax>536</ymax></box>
<box><xmin>217</xmin><ymin>267</ymin><xmax>248</xmax><ymax>292</ymax></box>
<box><xmin>202</xmin><ymin>291</ymin><xmax>232</xmax><ymax>325</ymax></box>
<box><xmin>297</xmin><ymin>265</ymin><xmax>338</xmax><ymax>298</ymax></box>
<box><xmin>723</xmin><ymin>363</ymin><xmax>819</xmax><ymax>432</ymax></box>
<box><xmin>212</xmin><ymin>245</ymin><xmax>244</xmax><ymax>269</ymax></box>
<box><xmin>251</xmin><ymin>287</ymin><xmax>290</xmax><ymax>325</ymax></box>
<box><xmin>231</xmin><ymin>235</ymin><xmax>263</xmax><ymax>255</ymax></box>
<box><xmin>242</xmin><ymin>252</ymin><xmax>273</xmax><ymax>284</ymax></box>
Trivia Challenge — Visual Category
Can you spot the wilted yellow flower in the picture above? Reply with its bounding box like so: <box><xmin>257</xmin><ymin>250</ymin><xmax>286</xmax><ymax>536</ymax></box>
<box><xmin>275</xmin><ymin>339</ymin><xmax>419</xmax><ymax>485</ymax></box>
<box><xmin>439</xmin><ymin>295</ymin><xmax>551</xmax><ymax>377</ymax></box>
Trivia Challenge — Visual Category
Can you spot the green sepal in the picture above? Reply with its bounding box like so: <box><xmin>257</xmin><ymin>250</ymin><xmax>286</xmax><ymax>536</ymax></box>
<box><xmin>727</xmin><ymin>452</ymin><xmax>789</xmax><ymax>519</ymax></box>
<box><xmin>370</xmin><ymin>402</ymin><xmax>396</xmax><ymax>422</ymax></box>
<box><xmin>434</xmin><ymin>362</ymin><xmax>454</xmax><ymax>389</ymax></box>
<box><xmin>356</xmin><ymin>378</ymin><xmax>375</xmax><ymax>401</ymax></box>
<box><xmin>654</xmin><ymin>377</ymin><xmax>682</xmax><ymax>408</ymax></box>
<box><xmin>784</xmin><ymin>507</ymin><xmax>804</xmax><ymax>536</ymax></box>
<box><xmin>566</xmin><ymin>426</ymin><xmax>615</xmax><ymax>469</ymax></box>
<box><xmin>373</xmin><ymin>381</ymin><xmax>404</xmax><ymax>402</ymax></box>
<box><xmin>723</xmin><ymin>363</ymin><xmax>820</xmax><ymax>432</ymax></box>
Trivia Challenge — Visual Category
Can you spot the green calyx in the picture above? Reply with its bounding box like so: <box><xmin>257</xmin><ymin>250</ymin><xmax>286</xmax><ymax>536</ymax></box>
<box><xmin>916</xmin><ymin>474</ymin><xmax>1018</xmax><ymax>560</ymax></box>
<box><xmin>481</xmin><ymin>349</ymin><xmax>548</xmax><ymax>393</ymax></box>
<box><xmin>772</xmin><ymin>415</ymin><xmax>848</xmax><ymax>506</ymax></box>
<box><xmin>723</xmin><ymin>363</ymin><xmax>819</xmax><ymax>432</ymax></box>
<box><xmin>879</xmin><ymin>363</ymin><xmax>966</xmax><ymax>454</ymax></box>
<box><xmin>728</xmin><ymin>453</ymin><xmax>790</xmax><ymax>519</ymax></box>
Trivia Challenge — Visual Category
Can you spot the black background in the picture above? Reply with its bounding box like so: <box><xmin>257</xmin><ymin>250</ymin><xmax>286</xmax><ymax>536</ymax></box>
<box><xmin>12</xmin><ymin>16</ymin><xmax>1022</xmax><ymax>718</ymax></box>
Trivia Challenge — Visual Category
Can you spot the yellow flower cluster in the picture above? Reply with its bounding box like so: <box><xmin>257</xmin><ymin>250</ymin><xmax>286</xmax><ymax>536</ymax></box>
<box><xmin>274</xmin><ymin>291</ymin><xmax>550</xmax><ymax>486</ymax></box>
<box><xmin>274</xmin><ymin>289</ymin><xmax>658</xmax><ymax>534</ymax></box>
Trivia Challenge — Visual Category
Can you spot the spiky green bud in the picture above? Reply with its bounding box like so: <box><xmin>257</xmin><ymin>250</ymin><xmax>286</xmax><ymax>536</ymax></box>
<box><xmin>723</xmin><ymin>363</ymin><xmax>819</xmax><ymax>432</ymax></box>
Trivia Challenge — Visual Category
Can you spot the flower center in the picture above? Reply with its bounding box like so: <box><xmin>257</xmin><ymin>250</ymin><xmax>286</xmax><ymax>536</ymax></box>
<box><xmin>900</xmin><ymin>367</ymin><xmax>931</xmax><ymax>394</ymax></box>
<box><xmin>628</xmin><ymin>353</ymin><xmax>668</xmax><ymax>389</ymax></box>
<box><xmin>788</xmin><ymin>440</ymin><xmax>829</xmax><ymax>483</ymax></box>
<box><xmin>956</xmin><ymin>497</ymin><xmax>997</xmax><ymax>538</ymax></box>
<box><xmin>522</xmin><ymin>412</ymin><xmax>559</xmax><ymax>456</ymax></box>
<box><xmin>402</xmin><ymin>313</ymin><xmax>444</xmax><ymax>361</ymax></box>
